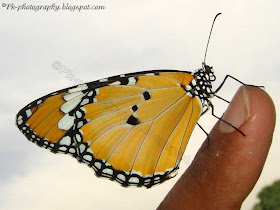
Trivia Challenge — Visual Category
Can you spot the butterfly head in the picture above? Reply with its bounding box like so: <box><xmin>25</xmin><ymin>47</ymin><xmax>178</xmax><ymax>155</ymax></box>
<box><xmin>203</xmin><ymin>63</ymin><xmax>216</xmax><ymax>81</ymax></box>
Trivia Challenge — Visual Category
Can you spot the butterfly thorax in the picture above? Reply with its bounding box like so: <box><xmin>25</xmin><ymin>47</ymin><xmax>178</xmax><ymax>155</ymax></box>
<box><xmin>184</xmin><ymin>64</ymin><xmax>215</xmax><ymax>107</ymax></box>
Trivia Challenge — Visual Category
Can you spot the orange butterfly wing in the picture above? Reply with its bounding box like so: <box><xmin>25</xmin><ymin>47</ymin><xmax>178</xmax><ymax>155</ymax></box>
<box><xmin>16</xmin><ymin>70</ymin><xmax>202</xmax><ymax>188</ymax></box>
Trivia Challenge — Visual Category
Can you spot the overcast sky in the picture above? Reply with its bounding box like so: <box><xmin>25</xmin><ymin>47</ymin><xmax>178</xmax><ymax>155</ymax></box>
<box><xmin>1</xmin><ymin>0</ymin><xmax>279</xmax><ymax>209</ymax></box>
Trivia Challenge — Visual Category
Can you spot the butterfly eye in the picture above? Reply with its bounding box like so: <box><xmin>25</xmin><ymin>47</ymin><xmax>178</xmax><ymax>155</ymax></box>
<box><xmin>204</xmin><ymin>65</ymin><xmax>213</xmax><ymax>74</ymax></box>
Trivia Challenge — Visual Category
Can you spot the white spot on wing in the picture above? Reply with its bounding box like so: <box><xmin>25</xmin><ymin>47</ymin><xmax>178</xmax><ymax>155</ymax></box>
<box><xmin>185</xmin><ymin>85</ymin><xmax>191</xmax><ymax>91</ymax></box>
<box><xmin>83</xmin><ymin>155</ymin><xmax>92</xmax><ymax>162</ymax></box>
<box><xmin>17</xmin><ymin>115</ymin><xmax>23</xmax><ymax>125</ymax></box>
<box><xmin>128</xmin><ymin>77</ymin><xmax>136</xmax><ymax>85</ymax></box>
<box><xmin>77</xmin><ymin>121</ymin><xmax>84</xmax><ymax>128</ymax></box>
<box><xmin>25</xmin><ymin>109</ymin><xmax>32</xmax><ymax>118</ymax></box>
<box><xmin>109</xmin><ymin>81</ymin><xmax>121</xmax><ymax>86</ymax></box>
<box><xmin>154</xmin><ymin>177</ymin><xmax>160</xmax><ymax>181</ymax></box>
<box><xmin>58</xmin><ymin>114</ymin><xmax>75</xmax><ymax>130</ymax></box>
<box><xmin>191</xmin><ymin>80</ymin><xmax>196</xmax><ymax>86</ymax></box>
<box><xmin>61</xmin><ymin>94</ymin><xmax>83</xmax><ymax>113</ymax></box>
<box><xmin>117</xmin><ymin>174</ymin><xmax>126</xmax><ymax>181</ymax></box>
<box><xmin>145</xmin><ymin>73</ymin><xmax>155</xmax><ymax>76</ymax></box>
<box><xmin>69</xmin><ymin>148</ymin><xmax>76</xmax><ymax>154</ymax></box>
<box><xmin>59</xmin><ymin>146</ymin><xmax>67</xmax><ymax>152</ymax></box>
<box><xmin>94</xmin><ymin>162</ymin><xmax>102</xmax><ymax>169</ymax></box>
<box><xmin>79</xmin><ymin>144</ymin><xmax>86</xmax><ymax>153</ymax></box>
<box><xmin>80</xmin><ymin>98</ymin><xmax>90</xmax><ymax>106</ymax></box>
<box><xmin>129</xmin><ymin>177</ymin><xmax>139</xmax><ymax>183</ymax></box>
<box><xmin>86</xmin><ymin>147</ymin><xmax>92</xmax><ymax>154</ymax></box>
<box><xmin>154</xmin><ymin>171</ymin><xmax>165</xmax><ymax>176</ymax></box>
<box><xmin>87</xmin><ymin>91</ymin><xmax>93</xmax><ymax>96</ymax></box>
<box><xmin>59</xmin><ymin>136</ymin><xmax>71</xmax><ymax>146</ymax></box>
<box><xmin>63</xmin><ymin>92</ymin><xmax>83</xmax><ymax>101</ymax></box>
<box><xmin>76</xmin><ymin>110</ymin><xmax>82</xmax><ymax>118</ymax></box>
<box><xmin>103</xmin><ymin>168</ymin><xmax>113</xmax><ymax>175</ymax></box>
<box><xmin>68</xmin><ymin>84</ymin><xmax>88</xmax><ymax>93</ymax></box>
<box><xmin>99</xmin><ymin>78</ymin><xmax>108</xmax><ymax>82</ymax></box>
<box><xmin>75</xmin><ymin>133</ymin><xmax>81</xmax><ymax>142</ymax></box>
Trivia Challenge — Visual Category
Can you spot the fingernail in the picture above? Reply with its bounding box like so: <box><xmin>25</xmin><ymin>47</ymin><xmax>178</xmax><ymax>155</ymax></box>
<box><xmin>219</xmin><ymin>86</ymin><xmax>250</xmax><ymax>133</ymax></box>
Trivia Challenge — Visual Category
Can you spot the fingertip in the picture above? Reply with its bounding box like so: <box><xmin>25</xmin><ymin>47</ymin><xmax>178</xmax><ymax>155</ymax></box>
<box><xmin>245</xmin><ymin>86</ymin><xmax>276</xmax><ymax>137</ymax></box>
<box><xmin>205</xmin><ymin>86</ymin><xmax>276</xmax><ymax>206</ymax></box>
<box><xmin>234</xmin><ymin>86</ymin><xmax>276</xmax><ymax>182</ymax></box>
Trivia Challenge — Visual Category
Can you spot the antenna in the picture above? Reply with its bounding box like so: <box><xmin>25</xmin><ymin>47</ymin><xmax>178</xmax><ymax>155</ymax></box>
<box><xmin>203</xmin><ymin>13</ymin><xmax>222</xmax><ymax>64</ymax></box>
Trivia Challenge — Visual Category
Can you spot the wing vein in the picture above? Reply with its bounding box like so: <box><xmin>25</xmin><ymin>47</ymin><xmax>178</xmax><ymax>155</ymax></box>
<box><xmin>129</xmin><ymin>92</ymin><xmax>187</xmax><ymax>175</ymax></box>
<box><xmin>175</xmin><ymin>98</ymin><xmax>195</xmax><ymax>164</ymax></box>
<box><xmin>152</xmin><ymin>95</ymin><xmax>191</xmax><ymax>174</ymax></box>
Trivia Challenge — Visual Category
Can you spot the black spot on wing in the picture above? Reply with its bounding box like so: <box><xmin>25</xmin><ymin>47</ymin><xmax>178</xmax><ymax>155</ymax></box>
<box><xmin>127</xmin><ymin>115</ymin><xmax>140</xmax><ymax>125</ymax></box>
<box><xmin>120</xmin><ymin>78</ymin><xmax>129</xmax><ymax>85</ymax></box>
<box><xmin>143</xmin><ymin>91</ymin><xmax>151</xmax><ymax>100</ymax></box>
<box><xmin>132</xmin><ymin>105</ymin><xmax>138</xmax><ymax>112</ymax></box>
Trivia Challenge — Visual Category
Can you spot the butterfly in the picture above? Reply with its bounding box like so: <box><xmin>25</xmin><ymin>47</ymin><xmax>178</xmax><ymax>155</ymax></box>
<box><xmin>16</xmin><ymin>13</ymin><xmax>247</xmax><ymax>188</ymax></box>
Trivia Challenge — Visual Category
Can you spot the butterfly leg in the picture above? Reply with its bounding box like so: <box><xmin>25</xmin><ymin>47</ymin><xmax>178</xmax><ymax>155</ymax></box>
<box><xmin>214</xmin><ymin>94</ymin><xmax>230</xmax><ymax>103</ymax></box>
<box><xmin>209</xmin><ymin>102</ymin><xmax>245</xmax><ymax>136</ymax></box>
<box><xmin>214</xmin><ymin>74</ymin><xmax>264</xmax><ymax>94</ymax></box>
<box><xmin>213</xmin><ymin>75</ymin><xmax>264</xmax><ymax>110</ymax></box>
<box><xmin>197</xmin><ymin>123</ymin><xmax>210</xmax><ymax>152</ymax></box>
<box><xmin>213</xmin><ymin>75</ymin><xmax>246</xmax><ymax>104</ymax></box>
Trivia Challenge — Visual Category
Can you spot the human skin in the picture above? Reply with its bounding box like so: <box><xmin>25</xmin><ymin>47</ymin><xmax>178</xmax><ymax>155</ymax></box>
<box><xmin>158</xmin><ymin>86</ymin><xmax>276</xmax><ymax>210</ymax></box>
